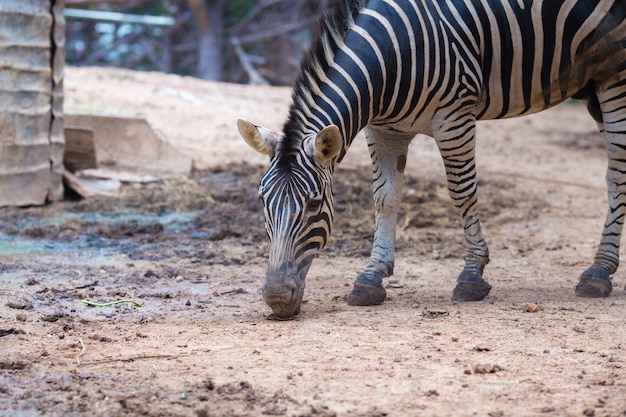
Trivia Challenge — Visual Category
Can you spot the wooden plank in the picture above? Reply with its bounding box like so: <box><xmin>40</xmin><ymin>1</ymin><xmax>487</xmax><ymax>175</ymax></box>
<box><xmin>64</xmin><ymin>8</ymin><xmax>175</xmax><ymax>27</ymax></box>
<box><xmin>64</xmin><ymin>114</ymin><xmax>192</xmax><ymax>176</ymax></box>
<box><xmin>65</xmin><ymin>0</ymin><xmax>155</xmax><ymax>6</ymax></box>
<box><xmin>63</xmin><ymin>170</ymin><xmax>120</xmax><ymax>198</ymax></box>
<box><xmin>63</xmin><ymin>127</ymin><xmax>97</xmax><ymax>172</ymax></box>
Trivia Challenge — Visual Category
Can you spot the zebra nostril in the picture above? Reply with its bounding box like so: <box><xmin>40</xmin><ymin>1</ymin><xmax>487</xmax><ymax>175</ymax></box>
<box><xmin>264</xmin><ymin>268</ymin><xmax>298</xmax><ymax>293</ymax></box>
<box><xmin>279</xmin><ymin>262</ymin><xmax>295</xmax><ymax>274</ymax></box>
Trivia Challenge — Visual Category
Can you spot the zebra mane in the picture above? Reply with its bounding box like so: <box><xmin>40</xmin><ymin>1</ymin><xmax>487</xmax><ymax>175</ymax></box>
<box><xmin>277</xmin><ymin>0</ymin><xmax>367</xmax><ymax>170</ymax></box>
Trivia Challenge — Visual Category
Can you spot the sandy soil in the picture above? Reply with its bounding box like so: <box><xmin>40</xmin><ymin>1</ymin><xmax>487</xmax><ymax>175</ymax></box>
<box><xmin>0</xmin><ymin>66</ymin><xmax>625</xmax><ymax>417</ymax></box>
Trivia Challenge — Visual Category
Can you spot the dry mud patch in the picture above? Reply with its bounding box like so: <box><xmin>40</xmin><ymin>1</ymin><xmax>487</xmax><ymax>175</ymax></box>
<box><xmin>0</xmin><ymin>67</ymin><xmax>625</xmax><ymax>416</ymax></box>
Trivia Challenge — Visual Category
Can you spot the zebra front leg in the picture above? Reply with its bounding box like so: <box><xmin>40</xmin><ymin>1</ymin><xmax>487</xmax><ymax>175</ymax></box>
<box><xmin>347</xmin><ymin>127</ymin><xmax>412</xmax><ymax>306</ymax></box>
<box><xmin>434</xmin><ymin>116</ymin><xmax>492</xmax><ymax>301</ymax></box>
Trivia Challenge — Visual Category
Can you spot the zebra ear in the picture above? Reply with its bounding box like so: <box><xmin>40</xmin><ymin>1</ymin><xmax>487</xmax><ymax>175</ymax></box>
<box><xmin>307</xmin><ymin>125</ymin><xmax>342</xmax><ymax>165</ymax></box>
<box><xmin>237</xmin><ymin>118</ymin><xmax>278</xmax><ymax>157</ymax></box>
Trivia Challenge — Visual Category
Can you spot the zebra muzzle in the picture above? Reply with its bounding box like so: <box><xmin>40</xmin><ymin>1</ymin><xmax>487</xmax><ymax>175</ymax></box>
<box><xmin>262</xmin><ymin>263</ymin><xmax>306</xmax><ymax>318</ymax></box>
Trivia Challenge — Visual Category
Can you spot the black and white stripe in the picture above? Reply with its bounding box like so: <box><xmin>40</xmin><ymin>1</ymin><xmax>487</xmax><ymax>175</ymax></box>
<box><xmin>244</xmin><ymin>0</ymin><xmax>626</xmax><ymax>315</ymax></box>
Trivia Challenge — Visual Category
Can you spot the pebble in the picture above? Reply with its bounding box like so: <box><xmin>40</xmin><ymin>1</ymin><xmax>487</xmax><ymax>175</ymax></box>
<box><xmin>105</xmin><ymin>313</ymin><xmax>113</xmax><ymax>319</ymax></box>
<box><xmin>386</xmin><ymin>278</ymin><xmax>403</xmax><ymax>288</ymax></box>
<box><xmin>524</xmin><ymin>302</ymin><xmax>539</xmax><ymax>313</ymax></box>
<box><xmin>185</xmin><ymin>300</ymin><xmax>191</xmax><ymax>306</ymax></box>
<box><xmin>473</xmin><ymin>364</ymin><xmax>504</xmax><ymax>374</ymax></box>
<box><xmin>58</xmin><ymin>333</ymin><xmax>65</xmax><ymax>340</ymax></box>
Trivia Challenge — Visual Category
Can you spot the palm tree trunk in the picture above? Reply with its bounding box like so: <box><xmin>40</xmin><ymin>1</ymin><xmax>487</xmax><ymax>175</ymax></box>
<box><xmin>0</xmin><ymin>0</ymin><xmax>65</xmax><ymax>206</ymax></box>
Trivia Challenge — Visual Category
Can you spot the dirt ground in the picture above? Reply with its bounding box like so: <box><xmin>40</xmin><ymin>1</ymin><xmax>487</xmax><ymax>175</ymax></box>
<box><xmin>1</xmin><ymin>67</ymin><xmax>625</xmax><ymax>417</ymax></box>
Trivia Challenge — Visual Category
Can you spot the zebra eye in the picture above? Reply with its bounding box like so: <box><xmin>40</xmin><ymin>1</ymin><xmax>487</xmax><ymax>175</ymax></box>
<box><xmin>307</xmin><ymin>198</ymin><xmax>322</xmax><ymax>212</ymax></box>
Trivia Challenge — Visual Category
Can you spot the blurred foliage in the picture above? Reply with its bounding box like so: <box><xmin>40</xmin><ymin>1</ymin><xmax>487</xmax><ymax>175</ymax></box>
<box><xmin>65</xmin><ymin>0</ymin><xmax>338</xmax><ymax>85</ymax></box>
<box><xmin>225</xmin><ymin>0</ymin><xmax>256</xmax><ymax>22</ymax></box>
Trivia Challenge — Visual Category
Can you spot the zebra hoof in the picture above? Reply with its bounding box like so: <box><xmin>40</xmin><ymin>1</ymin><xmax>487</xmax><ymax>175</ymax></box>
<box><xmin>452</xmin><ymin>279</ymin><xmax>492</xmax><ymax>301</ymax></box>
<box><xmin>346</xmin><ymin>281</ymin><xmax>386</xmax><ymax>306</ymax></box>
<box><xmin>452</xmin><ymin>266</ymin><xmax>492</xmax><ymax>301</ymax></box>
<box><xmin>267</xmin><ymin>302</ymin><xmax>301</xmax><ymax>319</ymax></box>
<box><xmin>575</xmin><ymin>269</ymin><xmax>612</xmax><ymax>298</ymax></box>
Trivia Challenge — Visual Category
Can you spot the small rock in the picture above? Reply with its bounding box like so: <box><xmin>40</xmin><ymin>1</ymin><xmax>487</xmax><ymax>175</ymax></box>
<box><xmin>473</xmin><ymin>364</ymin><xmax>504</xmax><ymax>374</ymax></box>
<box><xmin>41</xmin><ymin>313</ymin><xmax>63</xmax><ymax>322</ymax></box>
<box><xmin>473</xmin><ymin>346</ymin><xmax>491</xmax><ymax>352</ymax></box>
<box><xmin>583</xmin><ymin>408</ymin><xmax>595</xmax><ymax>417</ymax></box>
<box><xmin>386</xmin><ymin>278</ymin><xmax>404</xmax><ymax>288</ymax></box>
<box><xmin>204</xmin><ymin>379</ymin><xmax>215</xmax><ymax>390</ymax></box>
<box><xmin>185</xmin><ymin>300</ymin><xmax>191</xmax><ymax>306</ymax></box>
<box><xmin>524</xmin><ymin>303</ymin><xmax>539</xmax><ymax>313</ymax></box>
<box><xmin>6</xmin><ymin>300</ymin><xmax>33</xmax><ymax>310</ymax></box>
<box><xmin>58</xmin><ymin>333</ymin><xmax>65</xmax><ymax>340</ymax></box>
<box><xmin>15</xmin><ymin>314</ymin><xmax>27</xmax><ymax>322</ymax></box>
<box><xmin>0</xmin><ymin>328</ymin><xmax>25</xmax><ymax>337</ymax></box>
<box><xmin>421</xmin><ymin>308</ymin><xmax>449</xmax><ymax>319</ymax></box>
<box><xmin>541</xmin><ymin>406</ymin><xmax>555</xmax><ymax>413</ymax></box>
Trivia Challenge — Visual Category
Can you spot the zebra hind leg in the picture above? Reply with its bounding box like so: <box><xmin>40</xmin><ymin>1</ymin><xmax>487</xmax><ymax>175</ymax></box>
<box><xmin>576</xmin><ymin>80</ymin><xmax>626</xmax><ymax>297</ymax></box>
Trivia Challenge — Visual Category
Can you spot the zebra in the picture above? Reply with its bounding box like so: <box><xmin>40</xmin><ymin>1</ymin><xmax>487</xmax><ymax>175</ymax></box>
<box><xmin>237</xmin><ymin>0</ymin><xmax>626</xmax><ymax>318</ymax></box>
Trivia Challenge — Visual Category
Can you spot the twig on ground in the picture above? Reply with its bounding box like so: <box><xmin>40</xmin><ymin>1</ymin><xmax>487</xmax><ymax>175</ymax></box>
<box><xmin>79</xmin><ymin>354</ymin><xmax>185</xmax><ymax>366</ymax></box>
<box><xmin>76</xmin><ymin>338</ymin><xmax>85</xmax><ymax>365</ymax></box>
<box><xmin>80</xmin><ymin>299</ymin><xmax>143</xmax><ymax>307</ymax></box>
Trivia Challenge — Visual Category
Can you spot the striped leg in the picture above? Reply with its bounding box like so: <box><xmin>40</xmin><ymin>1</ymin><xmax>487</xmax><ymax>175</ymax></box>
<box><xmin>576</xmin><ymin>79</ymin><xmax>626</xmax><ymax>297</ymax></box>
<box><xmin>347</xmin><ymin>126</ymin><xmax>413</xmax><ymax>306</ymax></box>
<box><xmin>434</xmin><ymin>114</ymin><xmax>491</xmax><ymax>301</ymax></box>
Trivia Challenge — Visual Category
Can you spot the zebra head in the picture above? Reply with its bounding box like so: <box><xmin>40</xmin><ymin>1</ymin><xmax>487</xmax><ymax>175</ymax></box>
<box><xmin>237</xmin><ymin>119</ymin><xmax>343</xmax><ymax>318</ymax></box>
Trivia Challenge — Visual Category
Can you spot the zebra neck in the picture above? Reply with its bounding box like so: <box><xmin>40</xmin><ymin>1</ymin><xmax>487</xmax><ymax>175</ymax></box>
<box><xmin>282</xmin><ymin>0</ymin><xmax>376</xmax><ymax>165</ymax></box>
<box><xmin>285</xmin><ymin>71</ymin><xmax>372</xmax><ymax>166</ymax></box>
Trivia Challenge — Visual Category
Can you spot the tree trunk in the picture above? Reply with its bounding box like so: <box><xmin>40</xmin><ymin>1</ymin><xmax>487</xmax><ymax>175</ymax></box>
<box><xmin>0</xmin><ymin>0</ymin><xmax>65</xmax><ymax>206</ymax></box>
<box><xmin>187</xmin><ymin>0</ymin><xmax>223</xmax><ymax>81</ymax></box>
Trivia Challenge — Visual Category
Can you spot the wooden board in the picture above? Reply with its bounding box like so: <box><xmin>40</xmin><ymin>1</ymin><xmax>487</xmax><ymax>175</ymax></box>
<box><xmin>63</xmin><ymin>127</ymin><xmax>97</xmax><ymax>172</ymax></box>
<box><xmin>64</xmin><ymin>114</ymin><xmax>192</xmax><ymax>176</ymax></box>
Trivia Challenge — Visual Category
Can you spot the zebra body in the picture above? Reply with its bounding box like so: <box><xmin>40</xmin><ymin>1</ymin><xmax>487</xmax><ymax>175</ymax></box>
<box><xmin>238</xmin><ymin>0</ymin><xmax>626</xmax><ymax>318</ymax></box>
